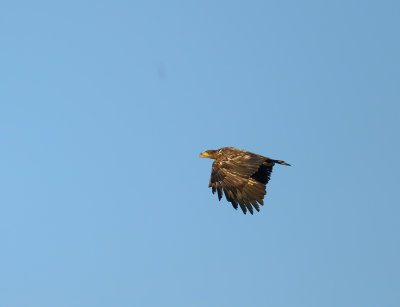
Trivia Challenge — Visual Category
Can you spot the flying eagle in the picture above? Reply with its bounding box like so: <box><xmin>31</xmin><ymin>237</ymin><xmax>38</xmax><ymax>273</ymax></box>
<box><xmin>200</xmin><ymin>147</ymin><xmax>290</xmax><ymax>214</ymax></box>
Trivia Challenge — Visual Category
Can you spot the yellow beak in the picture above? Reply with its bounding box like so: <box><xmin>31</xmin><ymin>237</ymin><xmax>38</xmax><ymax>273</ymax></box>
<box><xmin>199</xmin><ymin>152</ymin><xmax>210</xmax><ymax>158</ymax></box>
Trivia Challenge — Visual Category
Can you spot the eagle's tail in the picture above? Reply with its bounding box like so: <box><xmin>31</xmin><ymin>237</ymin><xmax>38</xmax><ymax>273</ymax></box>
<box><xmin>273</xmin><ymin>159</ymin><xmax>291</xmax><ymax>166</ymax></box>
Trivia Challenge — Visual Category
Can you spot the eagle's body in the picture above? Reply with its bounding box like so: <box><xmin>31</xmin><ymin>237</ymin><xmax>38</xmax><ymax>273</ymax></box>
<box><xmin>200</xmin><ymin>147</ymin><xmax>290</xmax><ymax>214</ymax></box>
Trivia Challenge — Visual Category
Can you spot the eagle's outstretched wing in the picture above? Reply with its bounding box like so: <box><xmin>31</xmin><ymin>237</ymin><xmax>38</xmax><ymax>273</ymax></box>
<box><xmin>209</xmin><ymin>151</ymin><xmax>274</xmax><ymax>214</ymax></box>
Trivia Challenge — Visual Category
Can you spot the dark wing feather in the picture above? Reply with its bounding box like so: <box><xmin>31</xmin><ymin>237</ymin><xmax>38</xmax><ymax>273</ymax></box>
<box><xmin>209</xmin><ymin>151</ymin><xmax>270</xmax><ymax>214</ymax></box>
<box><xmin>251</xmin><ymin>162</ymin><xmax>274</xmax><ymax>185</ymax></box>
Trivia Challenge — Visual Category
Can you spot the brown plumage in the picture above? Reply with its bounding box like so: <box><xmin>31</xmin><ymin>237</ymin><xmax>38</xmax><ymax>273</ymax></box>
<box><xmin>199</xmin><ymin>147</ymin><xmax>290</xmax><ymax>214</ymax></box>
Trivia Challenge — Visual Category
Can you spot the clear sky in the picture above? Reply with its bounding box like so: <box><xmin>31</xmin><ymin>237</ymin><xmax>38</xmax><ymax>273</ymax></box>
<box><xmin>1</xmin><ymin>1</ymin><xmax>399</xmax><ymax>306</ymax></box>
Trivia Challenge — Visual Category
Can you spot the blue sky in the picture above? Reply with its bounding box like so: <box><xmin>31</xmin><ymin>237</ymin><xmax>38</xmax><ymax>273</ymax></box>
<box><xmin>1</xmin><ymin>1</ymin><xmax>399</xmax><ymax>306</ymax></box>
